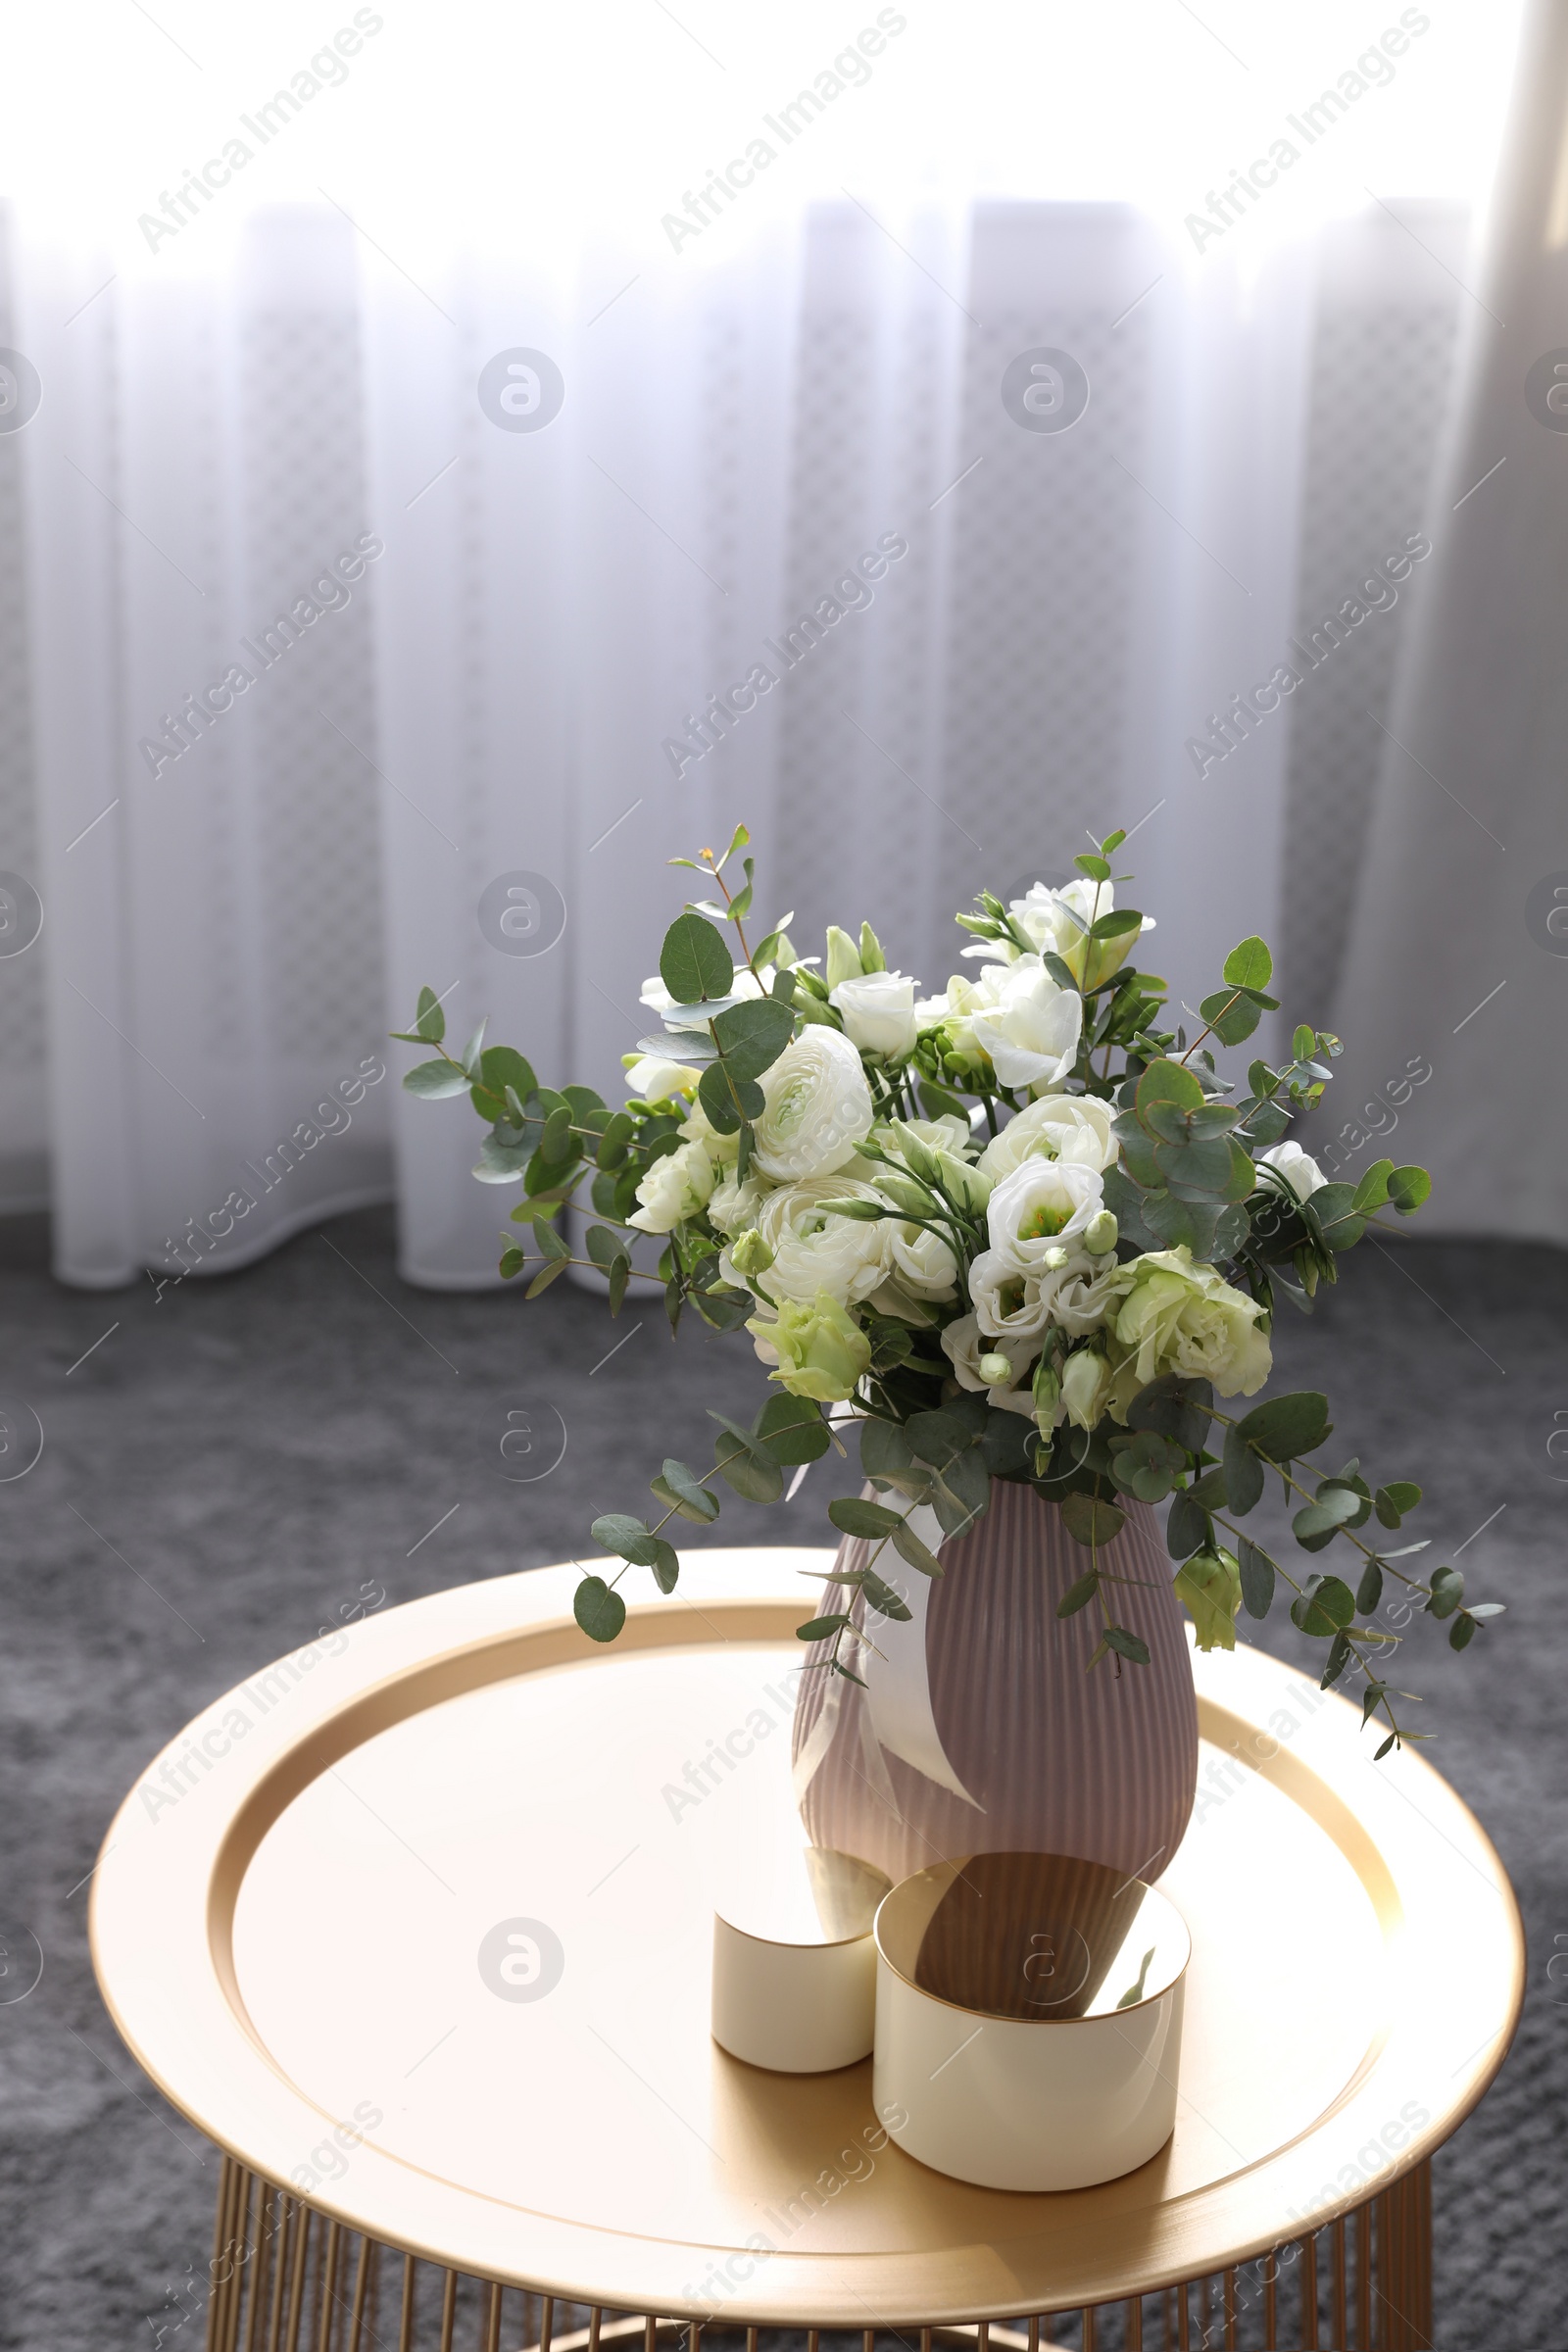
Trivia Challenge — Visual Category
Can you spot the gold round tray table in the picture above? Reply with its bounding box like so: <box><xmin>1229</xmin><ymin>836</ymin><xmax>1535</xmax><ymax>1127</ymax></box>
<box><xmin>90</xmin><ymin>1551</ymin><xmax>1523</xmax><ymax>2352</ymax></box>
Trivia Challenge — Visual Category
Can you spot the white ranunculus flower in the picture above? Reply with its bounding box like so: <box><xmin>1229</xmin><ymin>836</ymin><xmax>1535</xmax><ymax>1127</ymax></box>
<box><xmin>1258</xmin><ymin>1141</ymin><xmax>1326</xmax><ymax>1201</ymax></box>
<box><xmin>829</xmin><ymin>969</ymin><xmax>920</xmax><ymax>1059</ymax></box>
<box><xmin>626</xmin><ymin>1139</ymin><xmax>715</xmax><ymax>1234</ymax></box>
<box><xmin>707</xmin><ymin>1169</ymin><xmax>771</xmax><ymax>1237</ymax></box>
<box><xmin>623</xmin><ymin>1054</ymin><xmax>699</xmax><ymax>1102</ymax></box>
<box><xmin>984</xmin><ymin>1156</ymin><xmax>1104</xmax><ymax>1271</ymax></box>
<box><xmin>963</xmin><ymin>956</ymin><xmax>1084</xmax><ymax>1090</ymax></box>
<box><xmin>978</xmin><ymin>1091</ymin><xmax>1116</xmax><ymax>1181</ymax></box>
<box><xmin>886</xmin><ymin>1218</ymin><xmax>959</xmax><ymax>1299</ymax></box>
<box><xmin>940</xmin><ymin>1312</ymin><xmax>1038</xmax><ymax>1417</ymax></box>
<box><xmin>752</xmin><ymin>1027</ymin><xmax>874</xmax><ymax>1181</ymax></box>
<box><xmin>752</xmin><ymin>1175</ymin><xmax>889</xmax><ymax>1306</ymax></box>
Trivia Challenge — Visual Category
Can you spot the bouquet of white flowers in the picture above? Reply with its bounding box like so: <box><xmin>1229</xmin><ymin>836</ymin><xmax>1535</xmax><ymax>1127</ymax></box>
<box><xmin>398</xmin><ymin>823</ymin><xmax>1500</xmax><ymax>1755</ymax></box>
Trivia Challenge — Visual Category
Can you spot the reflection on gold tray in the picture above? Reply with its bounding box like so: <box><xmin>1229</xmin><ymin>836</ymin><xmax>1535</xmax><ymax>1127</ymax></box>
<box><xmin>90</xmin><ymin>1551</ymin><xmax>1522</xmax><ymax>2327</ymax></box>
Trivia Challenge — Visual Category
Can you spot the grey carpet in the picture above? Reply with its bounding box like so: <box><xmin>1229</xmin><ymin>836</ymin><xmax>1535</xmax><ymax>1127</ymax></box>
<box><xmin>0</xmin><ymin>1206</ymin><xmax>1560</xmax><ymax>2350</ymax></box>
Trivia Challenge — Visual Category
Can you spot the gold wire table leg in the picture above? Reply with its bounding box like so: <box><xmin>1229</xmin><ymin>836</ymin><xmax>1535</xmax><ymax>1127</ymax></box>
<box><xmin>246</xmin><ymin>2185</ymin><xmax>278</xmax><ymax>2352</ymax></box>
<box><xmin>1027</xmin><ymin>2322</ymin><xmax>1040</xmax><ymax>2352</ymax></box>
<box><xmin>437</xmin><ymin>2268</ymin><xmax>457</xmax><ymax>2352</ymax></box>
<box><xmin>590</xmin><ymin>2313</ymin><xmax>605</xmax><ymax>2352</ymax></box>
<box><xmin>541</xmin><ymin>2296</ymin><xmax>556</xmax><ymax>2352</ymax></box>
<box><xmin>348</xmin><ymin>2237</ymin><xmax>376</xmax><ymax>2352</ymax></box>
<box><xmin>1176</xmin><ymin>2278</ymin><xmax>1190</xmax><ymax>2350</ymax></box>
<box><xmin>1126</xmin><ymin>2294</ymin><xmax>1143</xmax><ymax>2351</ymax></box>
<box><xmin>863</xmin><ymin>2332</ymin><xmax>876</xmax><ymax>2352</ymax></box>
<box><xmin>268</xmin><ymin>2198</ymin><xmax>297</xmax><ymax>2352</ymax></box>
<box><xmin>285</xmin><ymin>2206</ymin><xmax>313</xmax><ymax>2352</ymax></box>
<box><xmin>1299</xmin><ymin>2232</ymin><xmax>1319</xmax><ymax>2351</ymax></box>
<box><xmin>1223</xmin><ymin>2269</ymin><xmax>1237</xmax><ymax>2351</ymax></box>
<box><xmin>484</xmin><ymin>2279</ymin><xmax>503</xmax><ymax>2352</ymax></box>
<box><xmin>207</xmin><ymin>2156</ymin><xmax>238</xmax><ymax>2352</ymax></box>
<box><xmin>315</xmin><ymin>2220</ymin><xmax>341</xmax><ymax>2352</ymax></box>
<box><xmin>1081</xmin><ymin>2308</ymin><xmax>1096</xmax><ymax>2352</ymax></box>
<box><xmin>1262</xmin><ymin>2251</ymin><xmax>1277</xmax><ymax>2352</ymax></box>
<box><xmin>1356</xmin><ymin>2205</ymin><xmax>1371</xmax><ymax>2352</ymax></box>
<box><xmin>1332</xmin><ymin>2218</ymin><xmax>1348</xmax><ymax>2352</ymax></box>
<box><xmin>398</xmin><ymin>2254</ymin><xmax>416</xmax><ymax>2352</ymax></box>
<box><xmin>220</xmin><ymin>2165</ymin><xmax>255</xmax><ymax>2352</ymax></box>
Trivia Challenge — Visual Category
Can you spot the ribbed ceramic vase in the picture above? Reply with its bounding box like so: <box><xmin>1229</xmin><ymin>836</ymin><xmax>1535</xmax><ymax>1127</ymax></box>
<box><xmin>792</xmin><ymin>1478</ymin><xmax>1199</xmax><ymax>1886</ymax></box>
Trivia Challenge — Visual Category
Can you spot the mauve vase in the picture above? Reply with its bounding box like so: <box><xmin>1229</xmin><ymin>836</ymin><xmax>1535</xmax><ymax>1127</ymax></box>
<box><xmin>792</xmin><ymin>1477</ymin><xmax>1199</xmax><ymax>1886</ymax></box>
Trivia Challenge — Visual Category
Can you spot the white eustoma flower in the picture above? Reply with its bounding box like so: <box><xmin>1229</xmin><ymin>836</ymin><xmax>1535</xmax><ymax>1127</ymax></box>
<box><xmin>829</xmin><ymin>969</ymin><xmax>920</xmax><ymax>1059</ymax></box>
<box><xmin>940</xmin><ymin>1313</ymin><xmax>1038</xmax><ymax>1417</ymax></box>
<box><xmin>984</xmin><ymin>1156</ymin><xmax>1104</xmax><ymax>1270</ymax></box>
<box><xmin>752</xmin><ymin>1027</ymin><xmax>874</xmax><ymax>1180</ymax></box>
<box><xmin>1257</xmin><ymin>1141</ymin><xmax>1326</xmax><ymax>1201</ymax></box>
<box><xmin>967</xmin><ymin>1249</ymin><xmax>1054</xmax><ymax>1343</ymax></box>
<box><xmin>966</xmin><ymin>1244</ymin><xmax>1117</xmax><ymax>1344</ymax></box>
<box><xmin>751</xmin><ymin>1175</ymin><xmax>889</xmax><ymax>1306</ymax></box>
<box><xmin>626</xmin><ymin>1139</ymin><xmax>715</xmax><ymax>1234</ymax></box>
<box><xmin>886</xmin><ymin>1219</ymin><xmax>959</xmax><ymax>1299</ymax></box>
<box><xmin>1105</xmin><ymin>1246</ymin><xmax>1272</xmax><ymax>1404</ymax></box>
<box><xmin>874</xmin><ymin>1113</ymin><xmax>976</xmax><ymax>1164</ymax></box>
<box><xmin>978</xmin><ymin>1091</ymin><xmax>1116</xmax><ymax>1181</ymax></box>
<box><xmin>963</xmin><ymin>956</ymin><xmax>1084</xmax><ymax>1089</ymax></box>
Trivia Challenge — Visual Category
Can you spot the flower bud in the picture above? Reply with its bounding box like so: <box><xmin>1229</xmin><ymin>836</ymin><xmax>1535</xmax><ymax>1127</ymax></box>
<box><xmin>858</xmin><ymin>920</ymin><xmax>887</xmax><ymax>974</ymax></box>
<box><xmin>1042</xmin><ymin>1244</ymin><xmax>1069</xmax><ymax>1271</ymax></box>
<box><xmin>824</xmin><ymin>925</ymin><xmax>863</xmax><ymax>990</ymax></box>
<box><xmin>729</xmin><ymin>1227</ymin><xmax>775</xmax><ymax>1277</ymax></box>
<box><xmin>1032</xmin><ymin>1357</ymin><xmax>1061</xmax><ymax>1437</ymax></box>
<box><xmin>977</xmin><ymin>1352</ymin><xmax>1013</xmax><ymax>1385</ymax></box>
<box><xmin>1084</xmin><ymin>1208</ymin><xmax>1118</xmax><ymax>1255</ymax></box>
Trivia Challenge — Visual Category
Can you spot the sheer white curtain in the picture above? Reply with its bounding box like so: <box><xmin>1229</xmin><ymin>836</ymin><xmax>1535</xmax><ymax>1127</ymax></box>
<box><xmin>0</xmin><ymin>0</ymin><xmax>1533</xmax><ymax>1286</ymax></box>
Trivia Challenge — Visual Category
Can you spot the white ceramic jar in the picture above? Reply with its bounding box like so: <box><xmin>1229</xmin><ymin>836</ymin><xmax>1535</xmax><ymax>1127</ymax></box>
<box><xmin>711</xmin><ymin>1845</ymin><xmax>891</xmax><ymax>2074</ymax></box>
<box><xmin>872</xmin><ymin>1849</ymin><xmax>1191</xmax><ymax>2189</ymax></box>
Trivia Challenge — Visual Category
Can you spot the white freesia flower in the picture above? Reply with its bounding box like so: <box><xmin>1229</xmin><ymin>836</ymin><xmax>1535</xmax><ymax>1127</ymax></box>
<box><xmin>978</xmin><ymin>878</ymin><xmax>1155</xmax><ymax>989</ymax></box>
<box><xmin>1258</xmin><ymin>1141</ymin><xmax>1326</xmax><ymax>1201</ymax></box>
<box><xmin>752</xmin><ymin>1027</ymin><xmax>874</xmax><ymax>1181</ymax></box>
<box><xmin>678</xmin><ymin>1097</ymin><xmax>740</xmax><ymax>1165</ymax></box>
<box><xmin>626</xmin><ymin>1139</ymin><xmax>715</xmax><ymax>1234</ymax></box>
<box><xmin>984</xmin><ymin>1156</ymin><xmax>1104</xmax><ymax>1270</ymax></box>
<box><xmin>707</xmin><ymin>1169</ymin><xmax>771</xmax><ymax>1236</ymax></box>
<box><xmin>640</xmin><ymin>964</ymin><xmax>766</xmax><ymax>1029</ymax></box>
<box><xmin>913</xmin><ymin>989</ymin><xmax>954</xmax><ymax>1030</ymax></box>
<box><xmin>978</xmin><ymin>1091</ymin><xmax>1116</xmax><ymax>1181</ymax></box>
<box><xmin>940</xmin><ymin>1313</ymin><xmax>1038</xmax><ymax>1417</ymax></box>
<box><xmin>1105</xmin><ymin>1246</ymin><xmax>1271</xmax><ymax>1408</ymax></box>
<box><xmin>750</xmin><ymin>1174</ymin><xmax>889</xmax><ymax>1306</ymax></box>
<box><xmin>623</xmin><ymin>1054</ymin><xmax>699</xmax><ymax>1102</ymax></box>
<box><xmin>961</xmin><ymin>956</ymin><xmax>1084</xmax><ymax>1090</ymax></box>
<box><xmin>829</xmin><ymin>969</ymin><xmax>920</xmax><ymax>1059</ymax></box>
